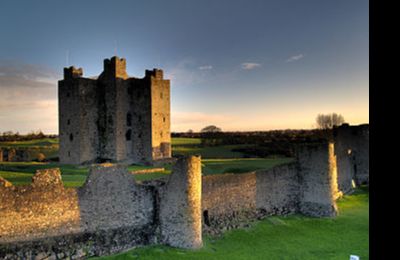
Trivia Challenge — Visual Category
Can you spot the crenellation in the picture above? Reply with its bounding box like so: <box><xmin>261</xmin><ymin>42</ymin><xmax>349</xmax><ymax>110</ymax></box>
<box><xmin>63</xmin><ymin>66</ymin><xmax>83</xmax><ymax>79</ymax></box>
<box><xmin>145</xmin><ymin>68</ymin><xmax>164</xmax><ymax>79</ymax></box>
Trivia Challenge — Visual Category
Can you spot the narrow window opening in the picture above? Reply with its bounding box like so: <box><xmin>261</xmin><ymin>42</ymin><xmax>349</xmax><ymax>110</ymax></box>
<box><xmin>203</xmin><ymin>210</ymin><xmax>210</xmax><ymax>226</ymax></box>
<box><xmin>69</xmin><ymin>133</ymin><xmax>73</xmax><ymax>141</ymax></box>
<box><xmin>126</xmin><ymin>130</ymin><xmax>132</xmax><ymax>141</ymax></box>
<box><xmin>127</xmin><ymin>113</ymin><xmax>132</xmax><ymax>126</ymax></box>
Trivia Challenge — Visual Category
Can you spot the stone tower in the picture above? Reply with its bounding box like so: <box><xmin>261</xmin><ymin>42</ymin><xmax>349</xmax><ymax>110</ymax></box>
<box><xmin>58</xmin><ymin>56</ymin><xmax>171</xmax><ymax>164</ymax></box>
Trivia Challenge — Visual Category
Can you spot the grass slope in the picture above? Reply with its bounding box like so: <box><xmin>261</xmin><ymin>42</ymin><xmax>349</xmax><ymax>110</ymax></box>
<box><xmin>95</xmin><ymin>187</ymin><xmax>369</xmax><ymax>260</ymax></box>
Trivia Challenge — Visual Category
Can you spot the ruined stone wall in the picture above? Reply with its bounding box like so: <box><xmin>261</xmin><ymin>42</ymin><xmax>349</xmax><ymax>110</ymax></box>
<box><xmin>333</xmin><ymin>124</ymin><xmax>369</xmax><ymax>190</ymax></box>
<box><xmin>159</xmin><ymin>156</ymin><xmax>202</xmax><ymax>249</ymax></box>
<box><xmin>255</xmin><ymin>163</ymin><xmax>300</xmax><ymax>215</ymax></box>
<box><xmin>202</xmin><ymin>173</ymin><xmax>257</xmax><ymax>218</ymax></box>
<box><xmin>296</xmin><ymin>142</ymin><xmax>338</xmax><ymax>217</ymax></box>
<box><xmin>201</xmin><ymin>142</ymin><xmax>339</xmax><ymax>233</ymax></box>
<box><xmin>353</xmin><ymin>125</ymin><xmax>369</xmax><ymax>185</ymax></box>
<box><xmin>0</xmin><ymin>166</ymin><xmax>157</xmax><ymax>258</ymax></box>
<box><xmin>0</xmin><ymin>157</ymin><xmax>202</xmax><ymax>258</ymax></box>
<box><xmin>202</xmin><ymin>164</ymin><xmax>299</xmax><ymax>232</ymax></box>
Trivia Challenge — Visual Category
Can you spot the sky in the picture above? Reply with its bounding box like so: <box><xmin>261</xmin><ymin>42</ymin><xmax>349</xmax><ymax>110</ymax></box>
<box><xmin>0</xmin><ymin>0</ymin><xmax>369</xmax><ymax>134</ymax></box>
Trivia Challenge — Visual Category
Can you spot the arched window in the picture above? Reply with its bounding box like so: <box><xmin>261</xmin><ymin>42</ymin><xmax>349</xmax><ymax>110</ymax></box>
<box><xmin>127</xmin><ymin>113</ymin><xmax>132</xmax><ymax>126</ymax></box>
<box><xmin>69</xmin><ymin>133</ymin><xmax>73</xmax><ymax>141</ymax></box>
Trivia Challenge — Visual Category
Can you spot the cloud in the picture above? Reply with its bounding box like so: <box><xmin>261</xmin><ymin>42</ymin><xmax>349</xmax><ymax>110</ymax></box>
<box><xmin>0</xmin><ymin>61</ymin><xmax>60</xmax><ymax>133</ymax></box>
<box><xmin>198</xmin><ymin>65</ymin><xmax>213</xmax><ymax>70</ymax></box>
<box><xmin>165</xmin><ymin>58</ymin><xmax>214</xmax><ymax>87</ymax></box>
<box><xmin>286</xmin><ymin>54</ymin><xmax>305</xmax><ymax>63</ymax></box>
<box><xmin>241</xmin><ymin>62</ymin><xmax>261</xmax><ymax>70</ymax></box>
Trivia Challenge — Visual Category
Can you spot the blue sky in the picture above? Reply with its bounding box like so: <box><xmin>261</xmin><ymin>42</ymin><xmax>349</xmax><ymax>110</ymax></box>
<box><xmin>0</xmin><ymin>0</ymin><xmax>368</xmax><ymax>133</ymax></box>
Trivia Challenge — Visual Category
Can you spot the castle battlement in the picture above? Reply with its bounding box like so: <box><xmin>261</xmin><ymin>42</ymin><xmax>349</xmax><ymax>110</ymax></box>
<box><xmin>58</xmin><ymin>57</ymin><xmax>171</xmax><ymax>164</ymax></box>
<box><xmin>102</xmin><ymin>56</ymin><xmax>128</xmax><ymax>79</ymax></box>
<box><xmin>145</xmin><ymin>68</ymin><xmax>164</xmax><ymax>79</ymax></box>
<box><xmin>63</xmin><ymin>66</ymin><xmax>83</xmax><ymax>79</ymax></box>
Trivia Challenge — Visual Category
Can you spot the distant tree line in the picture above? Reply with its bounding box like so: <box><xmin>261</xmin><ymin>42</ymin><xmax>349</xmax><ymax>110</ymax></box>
<box><xmin>0</xmin><ymin>131</ymin><xmax>58</xmax><ymax>142</ymax></box>
<box><xmin>172</xmin><ymin>128</ymin><xmax>331</xmax><ymax>157</ymax></box>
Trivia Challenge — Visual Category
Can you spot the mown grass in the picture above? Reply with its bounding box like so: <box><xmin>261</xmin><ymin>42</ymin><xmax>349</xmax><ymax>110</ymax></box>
<box><xmin>171</xmin><ymin>138</ymin><xmax>201</xmax><ymax>146</ymax></box>
<box><xmin>94</xmin><ymin>187</ymin><xmax>369</xmax><ymax>260</ymax></box>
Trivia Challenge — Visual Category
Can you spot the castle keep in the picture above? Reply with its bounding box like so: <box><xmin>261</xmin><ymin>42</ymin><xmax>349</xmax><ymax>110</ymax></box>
<box><xmin>58</xmin><ymin>57</ymin><xmax>171</xmax><ymax>164</ymax></box>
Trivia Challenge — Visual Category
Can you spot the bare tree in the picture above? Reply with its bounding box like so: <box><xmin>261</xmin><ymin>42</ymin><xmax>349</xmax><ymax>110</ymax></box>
<box><xmin>316</xmin><ymin>113</ymin><xmax>345</xmax><ymax>129</ymax></box>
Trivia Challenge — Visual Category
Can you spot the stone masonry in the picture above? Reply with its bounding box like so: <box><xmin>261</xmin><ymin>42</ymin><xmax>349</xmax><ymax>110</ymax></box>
<box><xmin>58</xmin><ymin>56</ymin><xmax>171</xmax><ymax>165</ymax></box>
<box><xmin>333</xmin><ymin>124</ymin><xmax>369</xmax><ymax>193</ymax></box>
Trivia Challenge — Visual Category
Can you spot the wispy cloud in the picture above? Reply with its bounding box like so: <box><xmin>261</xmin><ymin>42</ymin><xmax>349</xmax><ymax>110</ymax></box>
<box><xmin>198</xmin><ymin>65</ymin><xmax>213</xmax><ymax>70</ymax></box>
<box><xmin>241</xmin><ymin>62</ymin><xmax>261</xmax><ymax>70</ymax></box>
<box><xmin>165</xmin><ymin>58</ymin><xmax>215</xmax><ymax>87</ymax></box>
<box><xmin>286</xmin><ymin>54</ymin><xmax>305</xmax><ymax>63</ymax></box>
<box><xmin>0</xmin><ymin>61</ymin><xmax>60</xmax><ymax>133</ymax></box>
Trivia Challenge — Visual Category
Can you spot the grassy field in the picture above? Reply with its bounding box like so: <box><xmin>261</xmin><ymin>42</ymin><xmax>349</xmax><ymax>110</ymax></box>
<box><xmin>0</xmin><ymin>138</ymin><xmax>59</xmax><ymax>148</ymax></box>
<box><xmin>1</xmin><ymin>137</ymin><xmax>247</xmax><ymax>159</ymax></box>
<box><xmin>171</xmin><ymin>137</ymin><xmax>248</xmax><ymax>158</ymax></box>
<box><xmin>0</xmin><ymin>157</ymin><xmax>292</xmax><ymax>186</ymax></box>
<box><xmin>0</xmin><ymin>137</ymin><xmax>293</xmax><ymax>185</ymax></box>
<box><xmin>94</xmin><ymin>187</ymin><xmax>369</xmax><ymax>260</ymax></box>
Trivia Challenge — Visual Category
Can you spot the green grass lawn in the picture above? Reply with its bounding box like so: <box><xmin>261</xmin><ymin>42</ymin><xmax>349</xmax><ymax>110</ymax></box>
<box><xmin>171</xmin><ymin>137</ymin><xmax>247</xmax><ymax>158</ymax></box>
<box><xmin>171</xmin><ymin>138</ymin><xmax>201</xmax><ymax>146</ymax></box>
<box><xmin>94</xmin><ymin>187</ymin><xmax>369</xmax><ymax>260</ymax></box>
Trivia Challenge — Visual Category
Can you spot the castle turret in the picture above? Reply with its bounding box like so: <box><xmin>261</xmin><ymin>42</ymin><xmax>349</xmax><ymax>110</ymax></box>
<box><xmin>145</xmin><ymin>68</ymin><xmax>164</xmax><ymax>80</ymax></box>
<box><xmin>102</xmin><ymin>56</ymin><xmax>128</xmax><ymax>79</ymax></box>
